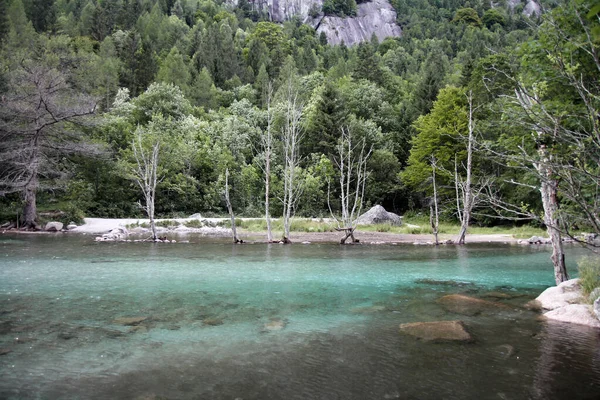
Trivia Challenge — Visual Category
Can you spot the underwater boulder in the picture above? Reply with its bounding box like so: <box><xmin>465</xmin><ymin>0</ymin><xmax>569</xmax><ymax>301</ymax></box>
<box><xmin>399</xmin><ymin>320</ymin><xmax>472</xmax><ymax>342</ymax></box>
<box><xmin>438</xmin><ymin>294</ymin><xmax>510</xmax><ymax>316</ymax></box>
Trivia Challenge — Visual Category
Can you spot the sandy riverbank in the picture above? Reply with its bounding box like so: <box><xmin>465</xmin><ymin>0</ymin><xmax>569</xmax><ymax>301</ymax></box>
<box><xmin>68</xmin><ymin>217</ymin><xmax>518</xmax><ymax>244</ymax></box>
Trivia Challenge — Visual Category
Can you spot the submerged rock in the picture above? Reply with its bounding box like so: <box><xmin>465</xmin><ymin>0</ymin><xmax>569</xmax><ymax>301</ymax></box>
<box><xmin>112</xmin><ymin>316</ymin><xmax>148</xmax><ymax>326</ymax></box>
<box><xmin>437</xmin><ymin>294</ymin><xmax>509</xmax><ymax>316</ymax></box>
<box><xmin>350</xmin><ymin>305</ymin><xmax>386</xmax><ymax>314</ymax></box>
<box><xmin>202</xmin><ymin>318</ymin><xmax>224</xmax><ymax>326</ymax></box>
<box><xmin>399</xmin><ymin>320</ymin><xmax>472</xmax><ymax>342</ymax></box>
<box><xmin>263</xmin><ymin>317</ymin><xmax>287</xmax><ymax>331</ymax></box>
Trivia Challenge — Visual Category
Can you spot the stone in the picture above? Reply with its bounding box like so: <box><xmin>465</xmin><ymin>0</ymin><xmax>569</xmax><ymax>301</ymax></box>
<box><xmin>493</xmin><ymin>344</ymin><xmax>515</xmax><ymax>360</ymax></box>
<box><xmin>128</xmin><ymin>325</ymin><xmax>148</xmax><ymax>334</ymax></box>
<box><xmin>355</xmin><ymin>205</ymin><xmax>402</xmax><ymax>226</ymax></box>
<box><xmin>437</xmin><ymin>294</ymin><xmax>510</xmax><ymax>316</ymax></box>
<box><xmin>594</xmin><ymin>296</ymin><xmax>600</xmax><ymax>321</ymax></box>
<box><xmin>0</xmin><ymin>348</ymin><xmax>12</xmax><ymax>356</ymax></box>
<box><xmin>263</xmin><ymin>318</ymin><xmax>287</xmax><ymax>331</ymax></box>
<box><xmin>66</xmin><ymin>223</ymin><xmax>78</xmax><ymax>230</ymax></box>
<box><xmin>542</xmin><ymin>304</ymin><xmax>600</xmax><ymax>328</ymax></box>
<box><xmin>350</xmin><ymin>305</ymin><xmax>386</xmax><ymax>314</ymax></box>
<box><xmin>399</xmin><ymin>320</ymin><xmax>472</xmax><ymax>342</ymax></box>
<box><xmin>202</xmin><ymin>318</ymin><xmax>224</xmax><ymax>326</ymax></box>
<box><xmin>535</xmin><ymin>279</ymin><xmax>582</xmax><ymax>311</ymax></box>
<box><xmin>112</xmin><ymin>316</ymin><xmax>148</xmax><ymax>326</ymax></box>
<box><xmin>188</xmin><ymin>213</ymin><xmax>203</xmax><ymax>219</ymax></box>
<box><xmin>45</xmin><ymin>221</ymin><xmax>64</xmax><ymax>232</ymax></box>
<box><xmin>102</xmin><ymin>227</ymin><xmax>128</xmax><ymax>240</ymax></box>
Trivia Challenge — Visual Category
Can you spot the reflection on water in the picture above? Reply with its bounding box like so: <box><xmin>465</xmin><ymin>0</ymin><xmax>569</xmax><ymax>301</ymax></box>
<box><xmin>0</xmin><ymin>235</ymin><xmax>599</xmax><ymax>399</ymax></box>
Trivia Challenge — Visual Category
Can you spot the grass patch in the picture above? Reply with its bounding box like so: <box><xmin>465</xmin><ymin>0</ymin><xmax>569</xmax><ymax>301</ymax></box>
<box><xmin>184</xmin><ymin>219</ymin><xmax>203</xmax><ymax>228</ymax></box>
<box><xmin>577</xmin><ymin>256</ymin><xmax>600</xmax><ymax>300</ymax></box>
<box><xmin>156</xmin><ymin>219</ymin><xmax>181</xmax><ymax>228</ymax></box>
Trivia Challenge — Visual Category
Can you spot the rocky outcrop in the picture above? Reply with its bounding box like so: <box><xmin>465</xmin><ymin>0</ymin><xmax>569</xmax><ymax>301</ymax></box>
<box><xmin>227</xmin><ymin>0</ymin><xmax>401</xmax><ymax>46</ymax></box>
<box><xmin>399</xmin><ymin>320</ymin><xmax>472</xmax><ymax>342</ymax></box>
<box><xmin>356</xmin><ymin>205</ymin><xmax>402</xmax><ymax>226</ymax></box>
<box><xmin>317</xmin><ymin>0</ymin><xmax>402</xmax><ymax>46</ymax></box>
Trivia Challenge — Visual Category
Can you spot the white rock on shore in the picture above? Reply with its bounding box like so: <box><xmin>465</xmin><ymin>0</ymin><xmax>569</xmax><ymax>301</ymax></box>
<box><xmin>534</xmin><ymin>279</ymin><xmax>600</xmax><ymax>328</ymax></box>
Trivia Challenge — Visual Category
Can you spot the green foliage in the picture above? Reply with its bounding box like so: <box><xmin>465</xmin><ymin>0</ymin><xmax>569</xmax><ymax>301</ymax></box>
<box><xmin>453</xmin><ymin>8</ymin><xmax>482</xmax><ymax>28</ymax></box>
<box><xmin>322</xmin><ymin>0</ymin><xmax>357</xmax><ymax>17</ymax></box>
<box><xmin>578</xmin><ymin>257</ymin><xmax>600</xmax><ymax>298</ymax></box>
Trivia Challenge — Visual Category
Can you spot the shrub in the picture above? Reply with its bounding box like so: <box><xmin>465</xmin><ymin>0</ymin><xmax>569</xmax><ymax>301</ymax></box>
<box><xmin>578</xmin><ymin>256</ymin><xmax>600</xmax><ymax>299</ymax></box>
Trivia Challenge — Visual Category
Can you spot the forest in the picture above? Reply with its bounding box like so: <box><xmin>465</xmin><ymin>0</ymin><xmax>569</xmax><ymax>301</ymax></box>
<box><xmin>0</xmin><ymin>0</ymin><xmax>598</xmax><ymax>252</ymax></box>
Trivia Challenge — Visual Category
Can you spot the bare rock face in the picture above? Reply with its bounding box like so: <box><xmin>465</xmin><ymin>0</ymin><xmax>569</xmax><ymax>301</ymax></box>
<box><xmin>317</xmin><ymin>0</ymin><xmax>402</xmax><ymax>46</ymax></box>
<box><xmin>399</xmin><ymin>320</ymin><xmax>472</xmax><ymax>342</ymax></box>
<box><xmin>228</xmin><ymin>0</ymin><xmax>401</xmax><ymax>46</ymax></box>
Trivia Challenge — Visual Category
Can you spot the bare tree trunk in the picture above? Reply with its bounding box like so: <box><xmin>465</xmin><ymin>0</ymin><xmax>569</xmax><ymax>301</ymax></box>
<box><xmin>457</xmin><ymin>90</ymin><xmax>475</xmax><ymax>245</ymax></box>
<box><xmin>538</xmin><ymin>148</ymin><xmax>568</xmax><ymax>284</ymax></box>
<box><xmin>431</xmin><ymin>157</ymin><xmax>439</xmax><ymax>245</ymax></box>
<box><xmin>515</xmin><ymin>90</ymin><xmax>569</xmax><ymax>284</ymax></box>
<box><xmin>224</xmin><ymin>168</ymin><xmax>240</xmax><ymax>244</ymax></box>
<box><xmin>22</xmin><ymin>174</ymin><xmax>38</xmax><ymax>229</ymax></box>
<box><xmin>132</xmin><ymin>134</ymin><xmax>160</xmax><ymax>241</ymax></box>
<box><xmin>331</xmin><ymin>126</ymin><xmax>372</xmax><ymax>244</ymax></box>
<box><xmin>264</xmin><ymin>83</ymin><xmax>274</xmax><ymax>243</ymax></box>
<box><xmin>281</xmin><ymin>74</ymin><xmax>303</xmax><ymax>242</ymax></box>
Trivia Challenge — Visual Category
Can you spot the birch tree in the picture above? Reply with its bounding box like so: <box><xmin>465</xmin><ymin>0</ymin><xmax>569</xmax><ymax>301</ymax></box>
<box><xmin>131</xmin><ymin>130</ymin><xmax>161</xmax><ymax>241</ymax></box>
<box><xmin>279</xmin><ymin>66</ymin><xmax>304</xmax><ymax>242</ymax></box>
<box><xmin>260</xmin><ymin>82</ymin><xmax>275</xmax><ymax>242</ymax></box>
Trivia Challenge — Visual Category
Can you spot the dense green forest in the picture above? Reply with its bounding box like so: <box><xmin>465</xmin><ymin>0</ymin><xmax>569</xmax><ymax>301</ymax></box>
<box><xmin>0</xmin><ymin>0</ymin><xmax>598</xmax><ymax>249</ymax></box>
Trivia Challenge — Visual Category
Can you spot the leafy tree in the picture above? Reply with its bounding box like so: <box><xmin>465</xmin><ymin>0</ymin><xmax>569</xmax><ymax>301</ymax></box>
<box><xmin>453</xmin><ymin>8</ymin><xmax>482</xmax><ymax>28</ymax></box>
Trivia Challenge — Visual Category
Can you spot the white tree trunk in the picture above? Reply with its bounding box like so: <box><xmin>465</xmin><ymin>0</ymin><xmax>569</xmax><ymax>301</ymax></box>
<box><xmin>431</xmin><ymin>157</ymin><xmax>439</xmax><ymax>245</ymax></box>
<box><xmin>132</xmin><ymin>134</ymin><xmax>160</xmax><ymax>241</ymax></box>
<box><xmin>537</xmin><ymin>148</ymin><xmax>568</xmax><ymax>284</ymax></box>
<box><xmin>281</xmin><ymin>75</ymin><xmax>303</xmax><ymax>242</ymax></box>
<box><xmin>224</xmin><ymin>168</ymin><xmax>240</xmax><ymax>243</ymax></box>
<box><xmin>457</xmin><ymin>91</ymin><xmax>474</xmax><ymax>245</ymax></box>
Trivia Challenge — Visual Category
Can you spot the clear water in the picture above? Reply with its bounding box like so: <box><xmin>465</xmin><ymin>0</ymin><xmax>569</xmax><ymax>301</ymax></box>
<box><xmin>1</xmin><ymin>235</ymin><xmax>599</xmax><ymax>399</ymax></box>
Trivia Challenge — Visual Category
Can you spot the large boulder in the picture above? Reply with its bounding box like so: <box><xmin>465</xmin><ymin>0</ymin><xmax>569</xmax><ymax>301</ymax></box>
<box><xmin>355</xmin><ymin>205</ymin><xmax>402</xmax><ymax>226</ymax></box>
<box><xmin>399</xmin><ymin>320</ymin><xmax>472</xmax><ymax>342</ymax></box>
<box><xmin>437</xmin><ymin>294</ymin><xmax>509</xmax><ymax>316</ymax></box>
<box><xmin>535</xmin><ymin>279</ymin><xmax>582</xmax><ymax>311</ymax></box>
<box><xmin>45</xmin><ymin>221</ymin><xmax>64</xmax><ymax>232</ymax></box>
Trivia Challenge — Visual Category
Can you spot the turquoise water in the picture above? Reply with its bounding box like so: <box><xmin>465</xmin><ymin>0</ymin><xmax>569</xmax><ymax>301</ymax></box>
<box><xmin>0</xmin><ymin>234</ymin><xmax>599</xmax><ymax>399</ymax></box>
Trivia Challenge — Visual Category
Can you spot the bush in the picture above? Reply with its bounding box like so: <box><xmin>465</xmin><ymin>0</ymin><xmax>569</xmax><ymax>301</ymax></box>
<box><xmin>578</xmin><ymin>256</ymin><xmax>600</xmax><ymax>299</ymax></box>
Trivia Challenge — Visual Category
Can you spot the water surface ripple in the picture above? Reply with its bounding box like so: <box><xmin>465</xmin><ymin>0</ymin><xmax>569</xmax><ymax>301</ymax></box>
<box><xmin>0</xmin><ymin>235</ymin><xmax>599</xmax><ymax>399</ymax></box>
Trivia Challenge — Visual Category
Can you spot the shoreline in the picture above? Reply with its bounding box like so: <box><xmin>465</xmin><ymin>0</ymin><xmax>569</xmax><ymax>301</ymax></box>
<box><xmin>3</xmin><ymin>217</ymin><xmax>519</xmax><ymax>245</ymax></box>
